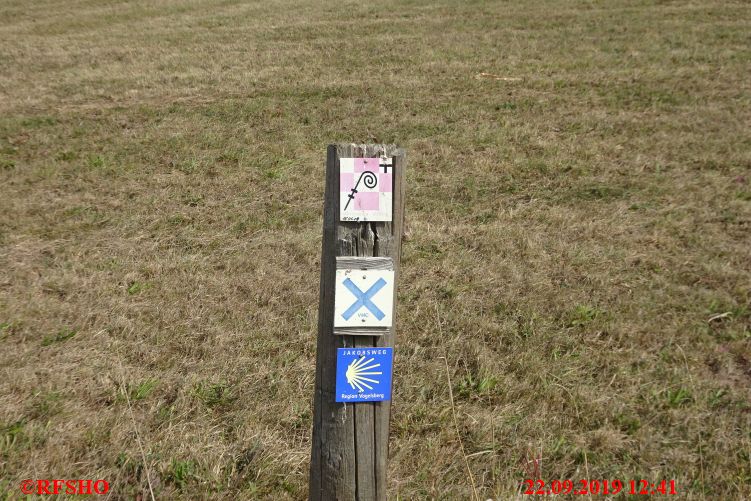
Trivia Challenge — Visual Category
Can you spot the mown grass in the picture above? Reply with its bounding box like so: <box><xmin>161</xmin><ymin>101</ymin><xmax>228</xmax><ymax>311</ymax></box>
<box><xmin>1</xmin><ymin>0</ymin><xmax>749</xmax><ymax>499</ymax></box>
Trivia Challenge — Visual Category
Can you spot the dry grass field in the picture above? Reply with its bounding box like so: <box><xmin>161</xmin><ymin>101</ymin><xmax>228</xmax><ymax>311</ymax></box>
<box><xmin>1</xmin><ymin>0</ymin><xmax>750</xmax><ymax>499</ymax></box>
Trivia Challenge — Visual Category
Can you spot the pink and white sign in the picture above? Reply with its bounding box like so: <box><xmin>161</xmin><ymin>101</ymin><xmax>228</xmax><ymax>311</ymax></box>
<box><xmin>339</xmin><ymin>157</ymin><xmax>393</xmax><ymax>222</ymax></box>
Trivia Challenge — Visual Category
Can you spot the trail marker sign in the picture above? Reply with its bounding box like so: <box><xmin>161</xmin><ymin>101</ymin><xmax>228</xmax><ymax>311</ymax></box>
<box><xmin>334</xmin><ymin>268</ymin><xmax>394</xmax><ymax>328</ymax></box>
<box><xmin>335</xmin><ymin>347</ymin><xmax>393</xmax><ymax>402</ymax></box>
<box><xmin>339</xmin><ymin>157</ymin><xmax>393</xmax><ymax>222</ymax></box>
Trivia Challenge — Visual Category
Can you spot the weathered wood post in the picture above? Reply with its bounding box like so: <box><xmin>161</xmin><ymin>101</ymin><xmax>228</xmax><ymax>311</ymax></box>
<box><xmin>309</xmin><ymin>144</ymin><xmax>406</xmax><ymax>500</ymax></box>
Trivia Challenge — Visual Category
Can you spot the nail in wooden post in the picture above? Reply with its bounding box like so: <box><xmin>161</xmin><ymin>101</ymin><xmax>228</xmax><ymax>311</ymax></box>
<box><xmin>309</xmin><ymin>144</ymin><xmax>406</xmax><ymax>501</ymax></box>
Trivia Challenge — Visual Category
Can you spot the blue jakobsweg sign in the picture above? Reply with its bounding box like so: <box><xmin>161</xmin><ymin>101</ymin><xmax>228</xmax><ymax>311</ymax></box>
<box><xmin>335</xmin><ymin>347</ymin><xmax>393</xmax><ymax>403</ymax></box>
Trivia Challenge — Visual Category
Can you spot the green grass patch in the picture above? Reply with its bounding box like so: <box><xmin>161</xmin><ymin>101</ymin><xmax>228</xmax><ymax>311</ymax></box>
<box><xmin>166</xmin><ymin>459</ymin><xmax>199</xmax><ymax>490</ymax></box>
<box><xmin>41</xmin><ymin>329</ymin><xmax>76</xmax><ymax>347</ymax></box>
<box><xmin>130</xmin><ymin>379</ymin><xmax>158</xmax><ymax>401</ymax></box>
<box><xmin>127</xmin><ymin>281</ymin><xmax>150</xmax><ymax>295</ymax></box>
<box><xmin>193</xmin><ymin>381</ymin><xmax>235</xmax><ymax>409</ymax></box>
<box><xmin>568</xmin><ymin>305</ymin><xmax>606</xmax><ymax>328</ymax></box>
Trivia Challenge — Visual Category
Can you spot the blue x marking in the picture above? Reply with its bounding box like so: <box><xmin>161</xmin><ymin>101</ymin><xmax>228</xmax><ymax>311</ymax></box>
<box><xmin>341</xmin><ymin>277</ymin><xmax>386</xmax><ymax>321</ymax></box>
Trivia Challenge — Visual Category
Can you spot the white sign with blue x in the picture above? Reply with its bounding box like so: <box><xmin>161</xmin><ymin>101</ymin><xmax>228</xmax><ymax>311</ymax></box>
<box><xmin>334</xmin><ymin>268</ymin><xmax>394</xmax><ymax>328</ymax></box>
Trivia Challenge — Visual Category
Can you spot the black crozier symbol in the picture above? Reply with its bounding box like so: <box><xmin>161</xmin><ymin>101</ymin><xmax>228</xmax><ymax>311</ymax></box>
<box><xmin>344</xmin><ymin>171</ymin><xmax>378</xmax><ymax>210</ymax></box>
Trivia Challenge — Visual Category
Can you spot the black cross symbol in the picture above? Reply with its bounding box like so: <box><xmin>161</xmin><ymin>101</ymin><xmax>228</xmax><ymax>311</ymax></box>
<box><xmin>379</xmin><ymin>157</ymin><xmax>392</xmax><ymax>173</ymax></box>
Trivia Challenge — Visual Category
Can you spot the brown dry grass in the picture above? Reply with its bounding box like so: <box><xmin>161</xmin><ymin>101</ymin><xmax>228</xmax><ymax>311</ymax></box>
<box><xmin>1</xmin><ymin>0</ymin><xmax>750</xmax><ymax>499</ymax></box>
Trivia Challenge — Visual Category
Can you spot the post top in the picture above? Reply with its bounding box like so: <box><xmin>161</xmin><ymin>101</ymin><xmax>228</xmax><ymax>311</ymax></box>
<box><xmin>328</xmin><ymin>143</ymin><xmax>405</xmax><ymax>157</ymax></box>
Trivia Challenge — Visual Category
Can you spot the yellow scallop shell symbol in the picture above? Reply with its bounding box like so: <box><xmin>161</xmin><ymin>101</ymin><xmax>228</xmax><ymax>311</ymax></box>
<box><xmin>345</xmin><ymin>356</ymin><xmax>382</xmax><ymax>393</ymax></box>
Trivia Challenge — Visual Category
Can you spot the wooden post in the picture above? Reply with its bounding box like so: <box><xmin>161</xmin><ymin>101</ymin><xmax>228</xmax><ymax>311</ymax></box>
<box><xmin>309</xmin><ymin>144</ymin><xmax>406</xmax><ymax>501</ymax></box>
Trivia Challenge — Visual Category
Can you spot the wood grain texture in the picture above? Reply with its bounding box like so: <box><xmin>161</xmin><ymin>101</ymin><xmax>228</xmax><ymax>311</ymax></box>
<box><xmin>336</xmin><ymin>257</ymin><xmax>393</xmax><ymax>270</ymax></box>
<box><xmin>309</xmin><ymin>144</ymin><xmax>405</xmax><ymax>501</ymax></box>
